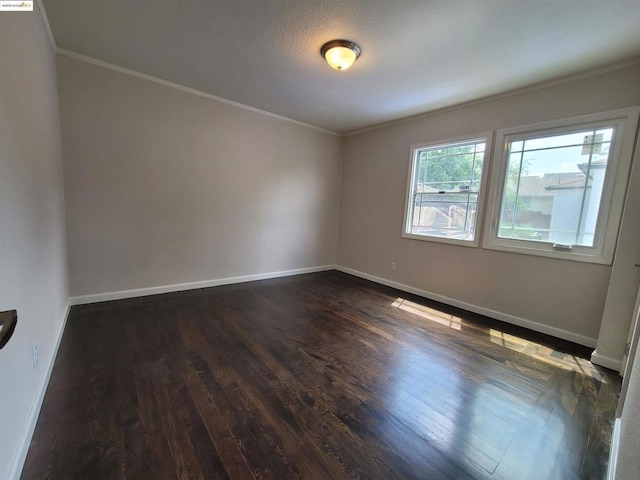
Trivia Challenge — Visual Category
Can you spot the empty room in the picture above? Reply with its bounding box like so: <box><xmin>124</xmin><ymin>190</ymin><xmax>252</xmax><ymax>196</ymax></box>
<box><xmin>2</xmin><ymin>1</ymin><xmax>640</xmax><ymax>479</ymax></box>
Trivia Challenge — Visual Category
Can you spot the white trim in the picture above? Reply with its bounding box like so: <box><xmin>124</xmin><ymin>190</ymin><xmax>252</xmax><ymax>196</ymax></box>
<box><xmin>483</xmin><ymin>107</ymin><xmax>640</xmax><ymax>265</ymax></box>
<box><xmin>8</xmin><ymin>300</ymin><xmax>71</xmax><ymax>480</ymax></box>
<box><xmin>344</xmin><ymin>57</ymin><xmax>640</xmax><ymax>137</ymax></box>
<box><xmin>70</xmin><ymin>265</ymin><xmax>336</xmax><ymax>305</ymax></box>
<box><xmin>402</xmin><ymin>131</ymin><xmax>493</xmax><ymax>248</ymax></box>
<box><xmin>401</xmin><ymin>232</ymin><xmax>481</xmax><ymax>248</ymax></box>
<box><xmin>335</xmin><ymin>265</ymin><xmax>598</xmax><ymax>348</ymax></box>
<box><xmin>591</xmin><ymin>349</ymin><xmax>623</xmax><ymax>371</ymax></box>
<box><xmin>607</xmin><ymin>417</ymin><xmax>621</xmax><ymax>480</ymax></box>
<box><xmin>35</xmin><ymin>0</ymin><xmax>56</xmax><ymax>51</ymax></box>
<box><xmin>55</xmin><ymin>48</ymin><xmax>340</xmax><ymax>137</ymax></box>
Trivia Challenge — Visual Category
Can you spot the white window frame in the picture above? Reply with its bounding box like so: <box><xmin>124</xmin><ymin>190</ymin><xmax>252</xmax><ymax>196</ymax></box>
<box><xmin>402</xmin><ymin>132</ymin><xmax>493</xmax><ymax>247</ymax></box>
<box><xmin>483</xmin><ymin>107</ymin><xmax>640</xmax><ymax>264</ymax></box>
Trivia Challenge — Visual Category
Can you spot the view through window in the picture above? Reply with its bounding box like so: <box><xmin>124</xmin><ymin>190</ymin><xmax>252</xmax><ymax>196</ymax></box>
<box><xmin>498</xmin><ymin>126</ymin><xmax>614</xmax><ymax>247</ymax></box>
<box><xmin>406</xmin><ymin>138</ymin><xmax>487</xmax><ymax>243</ymax></box>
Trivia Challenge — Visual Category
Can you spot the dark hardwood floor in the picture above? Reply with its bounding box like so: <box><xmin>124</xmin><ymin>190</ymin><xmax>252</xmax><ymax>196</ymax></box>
<box><xmin>21</xmin><ymin>271</ymin><xmax>620</xmax><ymax>479</ymax></box>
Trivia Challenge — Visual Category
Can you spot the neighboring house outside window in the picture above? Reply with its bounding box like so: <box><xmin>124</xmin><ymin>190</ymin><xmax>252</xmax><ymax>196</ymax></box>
<box><xmin>483</xmin><ymin>108</ymin><xmax>639</xmax><ymax>264</ymax></box>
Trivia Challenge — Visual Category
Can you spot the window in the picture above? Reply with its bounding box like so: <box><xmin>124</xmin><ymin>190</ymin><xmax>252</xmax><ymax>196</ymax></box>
<box><xmin>403</xmin><ymin>133</ymin><xmax>492</xmax><ymax>246</ymax></box>
<box><xmin>484</xmin><ymin>108</ymin><xmax>639</xmax><ymax>264</ymax></box>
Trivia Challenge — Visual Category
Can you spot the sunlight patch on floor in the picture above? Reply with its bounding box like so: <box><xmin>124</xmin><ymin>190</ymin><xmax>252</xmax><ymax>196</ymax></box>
<box><xmin>391</xmin><ymin>297</ymin><xmax>604</xmax><ymax>380</ymax></box>
<box><xmin>391</xmin><ymin>297</ymin><xmax>461</xmax><ymax>331</ymax></box>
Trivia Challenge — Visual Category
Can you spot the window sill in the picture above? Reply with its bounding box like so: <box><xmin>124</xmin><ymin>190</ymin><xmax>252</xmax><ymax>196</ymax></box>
<box><xmin>482</xmin><ymin>240</ymin><xmax>612</xmax><ymax>265</ymax></box>
<box><xmin>402</xmin><ymin>231</ymin><xmax>479</xmax><ymax>248</ymax></box>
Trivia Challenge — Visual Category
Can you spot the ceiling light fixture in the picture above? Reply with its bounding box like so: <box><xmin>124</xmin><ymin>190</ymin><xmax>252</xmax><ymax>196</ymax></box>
<box><xmin>320</xmin><ymin>40</ymin><xmax>361</xmax><ymax>71</ymax></box>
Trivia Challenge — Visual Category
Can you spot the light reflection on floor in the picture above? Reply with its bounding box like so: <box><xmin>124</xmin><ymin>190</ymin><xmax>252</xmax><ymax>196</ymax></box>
<box><xmin>388</xmin><ymin>347</ymin><xmax>525</xmax><ymax>474</ymax></box>
<box><xmin>389</xmin><ymin>348</ymin><xmax>462</xmax><ymax>460</ymax></box>
<box><xmin>391</xmin><ymin>297</ymin><xmax>603</xmax><ymax>380</ymax></box>
<box><xmin>387</xmin><ymin>299</ymin><xmax>587</xmax><ymax>476</ymax></box>
<box><xmin>391</xmin><ymin>297</ymin><xmax>462</xmax><ymax>331</ymax></box>
<box><xmin>488</xmin><ymin>329</ymin><xmax>591</xmax><ymax>377</ymax></box>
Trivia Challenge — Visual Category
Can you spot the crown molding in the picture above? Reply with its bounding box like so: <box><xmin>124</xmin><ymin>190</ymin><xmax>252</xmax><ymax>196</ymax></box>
<box><xmin>35</xmin><ymin>0</ymin><xmax>55</xmax><ymax>52</ymax></box>
<box><xmin>345</xmin><ymin>56</ymin><xmax>640</xmax><ymax>137</ymax></box>
<box><xmin>55</xmin><ymin>49</ymin><xmax>341</xmax><ymax>137</ymax></box>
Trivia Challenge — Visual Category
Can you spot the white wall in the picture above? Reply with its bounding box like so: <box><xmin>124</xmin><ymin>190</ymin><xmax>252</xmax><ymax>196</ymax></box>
<box><xmin>57</xmin><ymin>56</ymin><xmax>342</xmax><ymax>297</ymax></box>
<box><xmin>338</xmin><ymin>64</ymin><xmax>640</xmax><ymax>345</ymax></box>
<box><xmin>616</xmin><ymin>338</ymin><xmax>640</xmax><ymax>479</ymax></box>
<box><xmin>0</xmin><ymin>5</ymin><xmax>69</xmax><ymax>480</ymax></box>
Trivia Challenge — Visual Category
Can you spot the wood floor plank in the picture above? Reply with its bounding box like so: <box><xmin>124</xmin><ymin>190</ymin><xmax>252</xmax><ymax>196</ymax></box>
<box><xmin>205</xmin><ymin>291</ymin><xmax>511</xmax><ymax>479</ymax></box>
<box><xmin>21</xmin><ymin>271</ymin><xmax>620</xmax><ymax>479</ymax></box>
<box><xmin>190</xmin><ymin>301</ymin><xmax>422</xmax><ymax>479</ymax></box>
<box><xmin>181</xmin><ymin>308</ymin><xmax>382</xmax><ymax>480</ymax></box>
<box><xmin>172</xmin><ymin>296</ymin><xmax>328</xmax><ymax>480</ymax></box>
<box><xmin>216</xmin><ymin>287</ymin><xmax>529</xmax><ymax>473</ymax></box>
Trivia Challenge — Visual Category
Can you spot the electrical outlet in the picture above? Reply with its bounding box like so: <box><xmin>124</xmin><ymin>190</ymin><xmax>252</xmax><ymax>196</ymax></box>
<box><xmin>32</xmin><ymin>343</ymin><xmax>38</xmax><ymax>368</ymax></box>
<box><xmin>390</xmin><ymin>262</ymin><xmax>397</xmax><ymax>271</ymax></box>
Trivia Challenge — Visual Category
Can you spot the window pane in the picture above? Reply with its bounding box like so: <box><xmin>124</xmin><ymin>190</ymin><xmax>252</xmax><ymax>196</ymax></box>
<box><xmin>409</xmin><ymin>139</ymin><xmax>485</xmax><ymax>241</ymax></box>
<box><xmin>523</xmin><ymin>131</ymin><xmax>586</xmax><ymax>151</ymax></box>
<box><xmin>411</xmin><ymin>192</ymin><xmax>479</xmax><ymax>239</ymax></box>
<box><xmin>511</xmin><ymin>140</ymin><xmax>524</xmax><ymax>153</ymax></box>
<box><xmin>497</xmin><ymin>127</ymin><xmax>614</xmax><ymax>246</ymax></box>
<box><xmin>596</xmin><ymin>128</ymin><xmax>613</xmax><ymax>143</ymax></box>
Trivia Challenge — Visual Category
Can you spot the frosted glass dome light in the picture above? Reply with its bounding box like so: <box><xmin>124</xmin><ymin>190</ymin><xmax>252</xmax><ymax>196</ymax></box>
<box><xmin>320</xmin><ymin>40</ymin><xmax>361</xmax><ymax>71</ymax></box>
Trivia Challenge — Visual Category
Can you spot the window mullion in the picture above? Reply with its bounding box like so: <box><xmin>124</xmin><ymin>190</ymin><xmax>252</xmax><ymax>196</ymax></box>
<box><xmin>464</xmin><ymin>147</ymin><xmax>479</xmax><ymax>234</ymax></box>
<box><xmin>509</xmin><ymin>146</ymin><xmax>526</xmax><ymax>238</ymax></box>
<box><xmin>574</xmin><ymin>129</ymin><xmax>597</xmax><ymax>246</ymax></box>
<box><xmin>414</xmin><ymin>154</ymin><xmax>423</xmax><ymax>231</ymax></box>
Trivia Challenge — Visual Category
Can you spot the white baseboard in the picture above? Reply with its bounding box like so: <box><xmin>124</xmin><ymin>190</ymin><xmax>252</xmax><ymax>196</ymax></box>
<box><xmin>591</xmin><ymin>350</ymin><xmax>623</xmax><ymax>371</ymax></box>
<box><xmin>335</xmin><ymin>265</ymin><xmax>598</xmax><ymax>348</ymax></box>
<box><xmin>70</xmin><ymin>265</ymin><xmax>337</xmax><ymax>305</ymax></box>
<box><xmin>607</xmin><ymin>417</ymin><xmax>621</xmax><ymax>480</ymax></box>
<box><xmin>8</xmin><ymin>300</ymin><xmax>71</xmax><ymax>480</ymax></box>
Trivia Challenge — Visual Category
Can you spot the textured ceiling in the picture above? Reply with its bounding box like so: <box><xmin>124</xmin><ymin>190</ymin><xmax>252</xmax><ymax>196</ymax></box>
<box><xmin>42</xmin><ymin>0</ymin><xmax>640</xmax><ymax>133</ymax></box>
